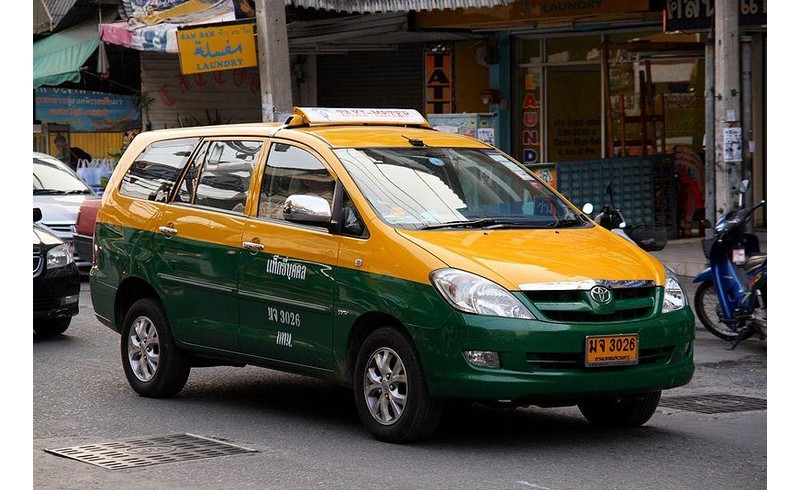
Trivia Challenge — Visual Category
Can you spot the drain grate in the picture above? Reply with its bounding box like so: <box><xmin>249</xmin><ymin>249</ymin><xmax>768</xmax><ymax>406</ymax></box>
<box><xmin>659</xmin><ymin>394</ymin><xmax>767</xmax><ymax>414</ymax></box>
<box><xmin>45</xmin><ymin>433</ymin><xmax>257</xmax><ymax>470</ymax></box>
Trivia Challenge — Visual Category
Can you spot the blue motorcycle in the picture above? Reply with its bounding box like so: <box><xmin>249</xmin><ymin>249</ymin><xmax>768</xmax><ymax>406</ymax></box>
<box><xmin>693</xmin><ymin>182</ymin><xmax>766</xmax><ymax>348</ymax></box>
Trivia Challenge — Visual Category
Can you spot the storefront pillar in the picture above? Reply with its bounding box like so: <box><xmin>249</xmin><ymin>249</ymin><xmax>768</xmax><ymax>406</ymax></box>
<box><xmin>489</xmin><ymin>33</ymin><xmax>511</xmax><ymax>154</ymax></box>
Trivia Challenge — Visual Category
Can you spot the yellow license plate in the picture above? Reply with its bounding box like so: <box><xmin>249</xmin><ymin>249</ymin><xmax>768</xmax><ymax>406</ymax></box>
<box><xmin>585</xmin><ymin>334</ymin><xmax>639</xmax><ymax>367</ymax></box>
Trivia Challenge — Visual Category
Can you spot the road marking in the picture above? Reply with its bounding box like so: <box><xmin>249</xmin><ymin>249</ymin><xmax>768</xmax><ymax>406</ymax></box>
<box><xmin>518</xmin><ymin>482</ymin><xmax>552</xmax><ymax>490</ymax></box>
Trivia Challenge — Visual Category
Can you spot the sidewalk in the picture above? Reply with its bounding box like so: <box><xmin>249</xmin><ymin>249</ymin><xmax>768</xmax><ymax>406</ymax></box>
<box><xmin>649</xmin><ymin>230</ymin><xmax>767</xmax><ymax>278</ymax></box>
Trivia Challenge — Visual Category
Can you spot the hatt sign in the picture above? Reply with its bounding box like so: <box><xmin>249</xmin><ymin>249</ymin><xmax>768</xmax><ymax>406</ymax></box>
<box><xmin>177</xmin><ymin>20</ymin><xmax>257</xmax><ymax>75</ymax></box>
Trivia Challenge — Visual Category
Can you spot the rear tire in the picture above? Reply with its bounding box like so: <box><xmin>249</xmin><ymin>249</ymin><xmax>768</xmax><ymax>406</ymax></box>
<box><xmin>33</xmin><ymin>318</ymin><xmax>71</xmax><ymax>336</ymax></box>
<box><xmin>353</xmin><ymin>327</ymin><xmax>442</xmax><ymax>443</ymax></box>
<box><xmin>578</xmin><ymin>391</ymin><xmax>661</xmax><ymax>427</ymax></box>
<box><xmin>120</xmin><ymin>298</ymin><xmax>190</xmax><ymax>398</ymax></box>
<box><xmin>694</xmin><ymin>281</ymin><xmax>748</xmax><ymax>341</ymax></box>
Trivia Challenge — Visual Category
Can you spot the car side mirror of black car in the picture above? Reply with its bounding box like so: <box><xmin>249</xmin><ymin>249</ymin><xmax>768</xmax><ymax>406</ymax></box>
<box><xmin>34</xmin><ymin>207</ymin><xmax>42</xmax><ymax>223</ymax></box>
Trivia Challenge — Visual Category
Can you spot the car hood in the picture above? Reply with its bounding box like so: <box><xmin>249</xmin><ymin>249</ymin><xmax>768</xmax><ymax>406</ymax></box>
<box><xmin>33</xmin><ymin>195</ymin><xmax>86</xmax><ymax>223</ymax></box>
<box><xmin>33</xmin><ymin>224</ymin><xmax>63</xmax><ymax>247</ymax></box>
<box><xmin>396</xmin><ymin>226</ymin><xmax>666</xmax><ymax>290</ymax></box>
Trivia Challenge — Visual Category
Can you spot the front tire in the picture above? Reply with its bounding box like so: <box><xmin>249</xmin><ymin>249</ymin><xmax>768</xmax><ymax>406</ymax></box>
<box><xmin>33</xmin><ymin>318</ymin><xmax>71</xmax><ymax>336</ymax></box>
<box><xmin>353</xmin><ymin>328</ymin><xmax>442</xmax><ymax>443</ymax></box>
<box><xmin>694</xmin><ymin>281</ymin><xmax>744</xmax><ymax>341</ymax></box>
<box><xmin>120</xmin><ymin>298</ymin><xmax>190</xmax><ymax>398</ymax></box>
<box><xmin>578</xmin><ymin>391</ymin><xmax>661</xmax><ymax>427</ymax></box>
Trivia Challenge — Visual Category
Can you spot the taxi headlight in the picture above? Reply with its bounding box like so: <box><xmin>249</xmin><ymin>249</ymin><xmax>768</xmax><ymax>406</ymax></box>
<box><xmin>46</xmin><ymin>244</ymin><xmax>74</xmax><ymax>269</ymax></box>
<box><xmin>662</xmin><ymin>267</ymin><xmax>687</xmax><ymax>313</ymax></box>
<box><xmin>431</xmin><ymin>268</ymin><xmax>534</xmax><ymax>319</ymax></box>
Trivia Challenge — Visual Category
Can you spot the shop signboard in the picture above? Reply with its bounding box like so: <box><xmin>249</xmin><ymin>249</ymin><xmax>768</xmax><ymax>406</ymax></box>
<box><xmin>416</xmin><ymin>0</ymin><xmax>650</xmax><ymax>29</ymax></box>
<box><xmin>424</xmin><ymin>47</ymin><xmax>454</xmax><ymax>114</ymax></box>
<box><xmin>34</xmin><ymin>88</ymin><xmax>141</xmax><ymax>133</ymax></box>
<box><xmin>664</xmin><ymin>0</ymin><xmax>767</xmax><ymax>31</ymax></box>
<box><xmin>177</xmin><ymin>21</ymin><xmax>257</xmax><ymax>75</ymax></box>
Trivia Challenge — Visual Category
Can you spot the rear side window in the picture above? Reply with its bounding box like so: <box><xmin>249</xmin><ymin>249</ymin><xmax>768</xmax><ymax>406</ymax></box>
<box><xmin>193</xmin><ymin>140</ymin><xmax>263</xmax><ymax>213</ymax></box>
<box><xmin>119</xmin><ymin>137</ymin><xmax>199</xmax><ymax>202</ymax></box>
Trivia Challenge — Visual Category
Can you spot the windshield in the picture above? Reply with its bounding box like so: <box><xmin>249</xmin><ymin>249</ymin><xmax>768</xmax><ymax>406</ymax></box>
<box><xmin>334</xmin><ymin>148</ymin><xmax>588</xmax><ymax>230</ymax></box>
<box><xmin>33</xmin><ymin>156</ymin><xmax>93</xmax><ymax>195</ymax></box>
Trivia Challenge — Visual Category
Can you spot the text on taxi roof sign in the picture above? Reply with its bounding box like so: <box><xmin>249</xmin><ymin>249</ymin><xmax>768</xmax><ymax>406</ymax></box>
<box><xmin>294</xmin><ymin>107</ymin><xmax>429</xmax><ymax>126</ymax></box>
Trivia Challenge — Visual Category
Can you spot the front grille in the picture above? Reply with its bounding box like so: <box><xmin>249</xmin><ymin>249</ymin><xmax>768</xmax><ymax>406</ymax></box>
<box><xmin>524</xmin><ymin>286</ymin><xmax>656</xmax><ymax>323</ymax></box>
<box><xmin>43</xmin><ymin>223</ymin><xmax>73</xmax><ymax>235</ymax></box>
<box><xmin>34</xmin><ymin>295</ymin><xmax>57</xmax><ymax>311</ymax></box>
<box><xmin>33</xmin><ymin>249</ymin><xmax>43</xmax><ymax>277</ymax></box>
<box><xmin>526</xmin><ymin>346</ymin><xmax>673</xmax><ymax>370</ymax></box>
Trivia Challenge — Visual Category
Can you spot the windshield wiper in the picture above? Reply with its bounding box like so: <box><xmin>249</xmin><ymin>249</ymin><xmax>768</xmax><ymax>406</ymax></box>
<box><xmin>33</xmin><ymin>189</ymin><xmax>68</xmax><ymax>195</ymax></box>
<box><xmin>547</xmin><ymin>217</ymin><xmax>583</xmax><ymax>228</ymax></box>
<box><xmin>420</xmin><ymin>218</ymin><xmax>544</xmax><ymax>230</ymax></box>
<box><xmin>65</xmin><ymin>189</ymin><xmax>93</xmax><ymax>195</ymax></box>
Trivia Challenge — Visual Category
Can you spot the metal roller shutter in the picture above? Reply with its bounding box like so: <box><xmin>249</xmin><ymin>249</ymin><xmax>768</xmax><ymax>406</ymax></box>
<box><xmin>316</xmin><ymin>44</ymin><xmax>424</xmax><ymax>112</ymax></box>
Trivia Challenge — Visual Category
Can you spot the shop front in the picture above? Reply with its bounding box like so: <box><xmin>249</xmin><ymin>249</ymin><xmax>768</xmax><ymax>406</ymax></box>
<box><xmin>417</xmin><ymin>0</ymin><xmax>767</xmax><ymax>235</ymax></box>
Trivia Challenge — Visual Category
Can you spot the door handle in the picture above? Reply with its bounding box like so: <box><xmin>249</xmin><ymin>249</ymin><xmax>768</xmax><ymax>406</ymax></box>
<box><xmin>243</xmin><ymin>241</ymin><xmax>264</xmax><ymax>254</ymax></box>
<box><xmin>159</xmin><ymin>225</ymin><xmax>178</xmax><ymax>238</ymax></box>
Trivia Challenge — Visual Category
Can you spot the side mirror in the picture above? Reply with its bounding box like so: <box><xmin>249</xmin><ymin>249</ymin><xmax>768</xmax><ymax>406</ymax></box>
<box><xmin>739</xmin><ymin>180</ymin><xmax>750</xmax><ymax>193</ymax></box>
<box><xmin>283</xmin><ymin>194</ymin><xmax>332</xmax><ymax>226</ymax></box>
<box><xmin>34</xmin><ymin>208</ymin><xmax>42</xmax><ymax>223</ymax></box>
<box><xmin>582</xmin><ymin>203</ymin><xmax>594</xmax><ymax>215</ymax></box>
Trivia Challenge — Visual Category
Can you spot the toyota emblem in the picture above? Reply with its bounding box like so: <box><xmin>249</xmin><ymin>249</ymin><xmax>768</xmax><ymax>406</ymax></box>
<box><xmin>590</xmin><ymin>285</ymin><xmax>612</xmax><ymax>304</ymax></box>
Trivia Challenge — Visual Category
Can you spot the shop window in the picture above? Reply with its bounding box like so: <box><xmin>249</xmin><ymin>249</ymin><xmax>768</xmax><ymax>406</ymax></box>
<box><xmin>547</xmin><ymin>65</ymin><xmax>602</xmax><ymax>161</ymax></box>
<box><xmin>546</xmin><ymin>37</ymin><xmax>600</xmax><ymax>64</ymax></box>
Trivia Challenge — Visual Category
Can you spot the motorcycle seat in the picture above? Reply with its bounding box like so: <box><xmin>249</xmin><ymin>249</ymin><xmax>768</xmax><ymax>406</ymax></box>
<box><xmin>744</xmin><ymin>254</ymin><xmax>766</xmax><ymax>274</ymax></box>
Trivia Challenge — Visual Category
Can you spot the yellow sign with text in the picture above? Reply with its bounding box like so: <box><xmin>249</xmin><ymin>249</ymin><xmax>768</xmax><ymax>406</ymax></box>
<box><xmin>177</xmin><ymin>22</ymin><xmax>257</xmax><ymax>75</ymax></box>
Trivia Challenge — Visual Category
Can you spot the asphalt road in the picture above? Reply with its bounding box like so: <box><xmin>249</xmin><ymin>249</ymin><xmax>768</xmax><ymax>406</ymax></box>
<box><xmin>30</xmin><ymin>278</ymin><xmax>768</xmax><ymax>489</ymax></box>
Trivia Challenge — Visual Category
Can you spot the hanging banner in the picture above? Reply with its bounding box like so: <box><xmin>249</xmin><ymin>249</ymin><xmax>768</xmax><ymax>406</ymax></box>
<box><xmin>177</xmin><ymin>21</ymin><xmax>257</xmax><ymax>74</ymax></box>
<box><xmin>425</xmin><ymin>47</ymin><xmax>454</xmax><ymax>114</ymax></box>
<box><xmin>34</xmin><ymin>88</ymin><xmax>141</xmax><ymax>132</ymax></box>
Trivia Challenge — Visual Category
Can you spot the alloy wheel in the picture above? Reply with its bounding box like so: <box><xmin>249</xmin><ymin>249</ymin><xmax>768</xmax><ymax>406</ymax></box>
<box><xmin>127</xmin><ymin>315</ymin><xmax>160</xmax><ymax>382</ymax></box>
<box><xmin>363</xmin><ymin>347</ymin><xmax>408</xmax><ymax>425</ymax></box>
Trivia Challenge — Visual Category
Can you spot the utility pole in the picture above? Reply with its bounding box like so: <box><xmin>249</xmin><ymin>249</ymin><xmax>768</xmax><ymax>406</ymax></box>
<box><xmin>704</xmin><ymin>35</ymin><xmax>715</xmax><ymax>239</ymax></box>
<box><xmin>255</xmin><ymin>0</ymin><xmax>293</xmax><ymax>122</ymax></box>
<box><xmin>714</xmin><ymin>0</ymin><xmax>741</xmax><ymax>214</ymax></box>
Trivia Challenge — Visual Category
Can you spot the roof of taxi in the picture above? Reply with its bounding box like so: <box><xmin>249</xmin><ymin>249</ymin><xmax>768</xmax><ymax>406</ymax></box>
<box><xmin>133</xmin><ymin>108</ymin><xmax>491</xmax><ymax>149</ymax></box>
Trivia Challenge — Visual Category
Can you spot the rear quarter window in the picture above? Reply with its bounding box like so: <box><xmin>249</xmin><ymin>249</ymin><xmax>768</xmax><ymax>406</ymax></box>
<box><xmin>119</xmin><ymin>137</ymin><xmax>200</xmax><ymax>202</ymax></box>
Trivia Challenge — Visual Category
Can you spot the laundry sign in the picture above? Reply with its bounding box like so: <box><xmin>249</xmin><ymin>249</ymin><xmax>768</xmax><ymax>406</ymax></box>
<box><xmin>177</xmin><ymin>21</ymin><xmax>257</xmax><ymax>75</ymax></box>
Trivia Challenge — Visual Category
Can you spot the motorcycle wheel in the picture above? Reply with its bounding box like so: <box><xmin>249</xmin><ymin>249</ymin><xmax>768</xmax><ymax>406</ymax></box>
<box><xmin>694</xmin><ymin>281</ymin><xmax>749</xmax><ymax>342</ymax></box>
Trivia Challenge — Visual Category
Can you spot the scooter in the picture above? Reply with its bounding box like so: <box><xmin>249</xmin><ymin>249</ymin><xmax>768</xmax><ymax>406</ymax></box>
<box><xmin>692</xmin><ymin>181</ymin><xmax>766</xmax><ymax>348</ymax></box>
<box><xmin>582</xmin><ymin>182</ymin><xmax>667</xmax><ymax>251</ymax></box>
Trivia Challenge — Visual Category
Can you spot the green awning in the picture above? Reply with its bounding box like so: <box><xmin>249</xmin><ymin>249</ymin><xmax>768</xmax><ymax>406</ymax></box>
<box><xmin>33</xmin><ymin>16</ymin><xmax>104</xmax><ymax>88</ymax></box>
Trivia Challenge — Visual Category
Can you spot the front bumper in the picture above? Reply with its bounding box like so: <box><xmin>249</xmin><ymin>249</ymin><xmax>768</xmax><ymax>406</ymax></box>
<box><xmin>416</xmin><ymin>307</ymin><xmax>695</xmax><ymax>404</ymax></box>
<box><xmin>33</xmin><ymin>264</ymin><xmax>81</xmax><ymax>319</ymax></box>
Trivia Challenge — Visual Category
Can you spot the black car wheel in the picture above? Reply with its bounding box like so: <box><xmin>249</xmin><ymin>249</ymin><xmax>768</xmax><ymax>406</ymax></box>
<box><xmin>33</xmin><ymin>318</ymin><xmax>71</xmax><ymax>336</ymax></box>
<box><xmin>578</xmin><ymin>391</ymin><xmax>661</xmax><ymax>427</ymax></box>
<box><xmin>353</xmin><ymin>327</ymin><xmax>442</xmax><ymax>443</ymax></box>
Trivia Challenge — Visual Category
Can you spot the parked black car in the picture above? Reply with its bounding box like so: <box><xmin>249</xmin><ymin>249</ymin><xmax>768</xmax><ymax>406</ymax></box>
<box><xmin>34</xmin><ymin>208</ymin><xmax>80</xmax><ymax>336</ymax></box>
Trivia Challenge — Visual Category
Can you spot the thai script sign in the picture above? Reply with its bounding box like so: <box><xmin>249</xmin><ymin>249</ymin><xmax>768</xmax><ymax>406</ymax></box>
<box><xmin>34</xmin><ymin>88</ymin><xmax>141</xmax><ymax>132</ymax></box>
<box><xmin>177</xmin><ymin>21</ymin><xmax>257</xmax><ymax>75</ymax></box>
<box><xmin>664</xmin><ymin>0</ymin><xmax>767</xmax><ymax>31</ymax></box>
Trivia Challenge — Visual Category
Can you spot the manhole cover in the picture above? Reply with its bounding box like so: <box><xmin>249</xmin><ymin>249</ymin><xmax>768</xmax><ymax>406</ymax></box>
<box><xmin>45</xmin><ymin>433</ymin><xmax>257</xmax><ymax>470</ymax></box>
<box><xmin>659</xmin><ymin>394</ymin><xmax>767</xmax><ymax>414</ymax></box>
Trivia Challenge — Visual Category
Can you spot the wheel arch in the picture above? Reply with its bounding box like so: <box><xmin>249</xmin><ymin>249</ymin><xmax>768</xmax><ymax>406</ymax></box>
<box><xmin>345</xmin><ymin>311</ymin><xmax>413</xmax><ymax>383</ymax></box>
<box><xmin>115</xmin><ymin>276</ymin><xmax>162</xmax><ymax>332</ymax></box>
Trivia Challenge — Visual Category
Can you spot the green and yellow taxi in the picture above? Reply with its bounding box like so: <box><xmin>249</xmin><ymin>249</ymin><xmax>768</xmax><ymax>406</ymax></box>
<box><xmin>90</xmin><ymin>107</ymin><xmax>694</xmax><ymax>443</ymax></box>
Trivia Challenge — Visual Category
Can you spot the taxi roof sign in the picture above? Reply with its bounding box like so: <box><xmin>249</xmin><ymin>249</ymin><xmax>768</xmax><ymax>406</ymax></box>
<box><xmin>288</xmin><ymin>107</ymin><xmax>430</xmax><ymax>128</ymax></box>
